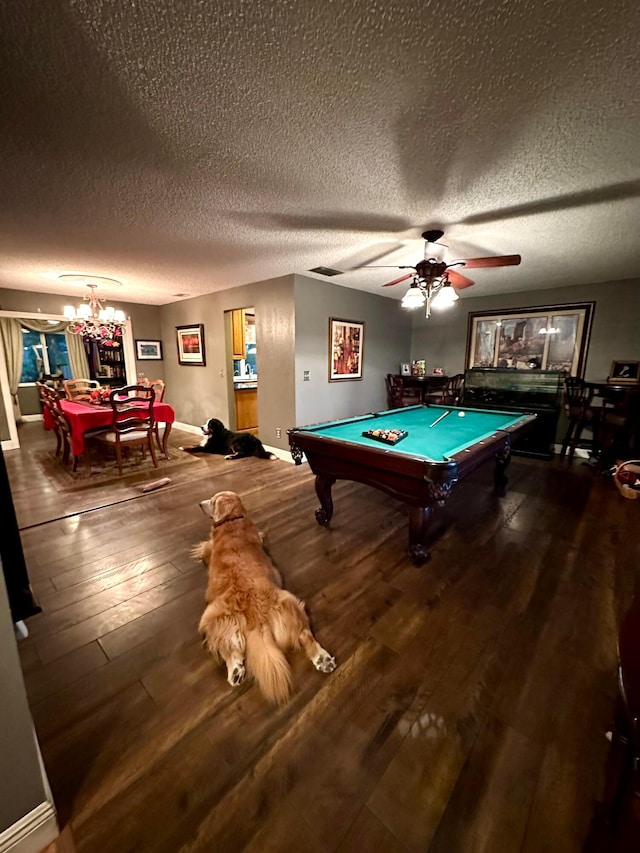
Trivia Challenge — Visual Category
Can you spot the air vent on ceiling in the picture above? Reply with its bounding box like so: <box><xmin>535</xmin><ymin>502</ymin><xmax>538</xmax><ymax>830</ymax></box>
<box><xmin>308</xmin><ymin>266</ymin><xmax>342</xmax><ymax>277</ymax></box>
<box><xmin>173</xmin><ymin>292</ymin><xmax>189</xmax><ymax>297</ymax></box>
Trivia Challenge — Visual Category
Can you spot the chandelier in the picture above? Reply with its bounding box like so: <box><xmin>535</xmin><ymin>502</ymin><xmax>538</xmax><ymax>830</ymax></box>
<box><xmin>63</xmin><ymin>283</ymin><xmax>126</xmax><ymax>345</ymax></box>
<box><xmin>400</xmin><ymin>273</ymin><xmax>459</xmax><ymax>318</ymax></box>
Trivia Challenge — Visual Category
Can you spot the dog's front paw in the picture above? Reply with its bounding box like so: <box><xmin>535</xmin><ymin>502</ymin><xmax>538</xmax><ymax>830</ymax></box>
<box><xmin>228</xmin><ymin>661</ymin><xmax>246</xmax><ymax>687</ymax></box>
<box><xmin>312</xmin><ymin>650</ymin><xmax>336</xmax><ymax>673</ymax></box>
<box><xmin>191</xmin><ymin>541</ymin><xmax>211</xmax><ymax>563</ymax></box>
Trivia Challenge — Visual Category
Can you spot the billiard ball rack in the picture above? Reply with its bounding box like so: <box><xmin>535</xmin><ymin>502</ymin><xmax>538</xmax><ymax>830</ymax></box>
<box><xmin>362</xmin><ymin>427</ymin><xmax>408</xmax><ymax>445</ymax></box>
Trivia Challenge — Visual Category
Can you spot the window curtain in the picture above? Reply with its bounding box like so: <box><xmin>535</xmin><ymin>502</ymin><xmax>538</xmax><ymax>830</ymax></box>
<box><xmin>64</xmin><ymin>330</ymin><xmax>91</xmax><ymax>379</ymax></box>
<box><xmin>18</xmin><ymin>318</ymin><xmax>90</xmax><ymax>379</ymax></box>
<box><xmin>0</xmin><ymin>317</ymin><xmax>24</xmax><ymax>420</ymax></box>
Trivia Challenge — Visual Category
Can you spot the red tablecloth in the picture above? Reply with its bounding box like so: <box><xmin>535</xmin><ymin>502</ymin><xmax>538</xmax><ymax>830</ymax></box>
<box><xmin>54</xmin><ymin>399</ymin><xmax>175</xmax><ymax>457</ymax></box>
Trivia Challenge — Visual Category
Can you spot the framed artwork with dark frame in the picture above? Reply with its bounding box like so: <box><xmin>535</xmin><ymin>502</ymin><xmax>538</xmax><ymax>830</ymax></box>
<box><xmin>466</xmin><ymin>302</ymin><xmax>595</xmax><ymax>377</ymax></box>
<box><xmin>329</xmin><ymin>317</ymin><xmax>364</xmax><ymax>381</ymax></box>
<box><xmin>135</xmin><ymin>339</ymin><xmax>163</xmax><ymax>361</ymax></box>
<box><xmin>608</xmin><ymin>360</ymin><xmax>640</xmax><ymax>384</ymax></box>
<box><xmin>176</xmin><ymin>324</ymin><xmax>206</xmax><ymax>366</ymax></box>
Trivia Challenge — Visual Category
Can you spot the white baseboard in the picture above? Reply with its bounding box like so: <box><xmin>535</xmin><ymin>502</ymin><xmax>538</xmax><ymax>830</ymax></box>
<box><xmin>262</xmin><ymin>444</ymin><xmax>298</xmax><ymax>463</ymax></box>
<box><xmin>173</xmin><ymin>421</ymin><xmax>203</xmax><ymax>436</ymax></box>
<box><xmin>20</xmin><ymin>415</ymin><xmax>43</xmax><ymax>423</ymax></box>
<box><xmin>0</xmin><ymin>802</ymin><xmax>58</xmax><ymax>853</ymax></box>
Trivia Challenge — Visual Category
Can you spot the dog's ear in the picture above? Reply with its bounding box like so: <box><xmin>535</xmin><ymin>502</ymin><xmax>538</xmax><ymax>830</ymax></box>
<box><xmin>211</xmin><ymin>491</ymin><xmax>244</xmax><ymax>523</ymax></box>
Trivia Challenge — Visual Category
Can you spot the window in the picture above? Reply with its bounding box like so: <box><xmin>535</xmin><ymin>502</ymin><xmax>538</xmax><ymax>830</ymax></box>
<box><xmin>19</xmin><ymin>327</ymin><xmax>72</xmax><ymax>383</ymax></box>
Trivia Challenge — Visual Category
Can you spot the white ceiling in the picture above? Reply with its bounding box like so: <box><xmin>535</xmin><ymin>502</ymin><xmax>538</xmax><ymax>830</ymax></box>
<box><xmin>1</xmin><ymin>0</ymin><xmax>639</xmax><ymax>307</ymax></box>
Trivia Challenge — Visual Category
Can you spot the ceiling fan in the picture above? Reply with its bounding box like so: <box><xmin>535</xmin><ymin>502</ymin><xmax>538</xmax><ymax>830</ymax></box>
<box><xmin>362</xmin><ymin>229</ymin><xmax>521</xmax><ymax>317</ymax></box>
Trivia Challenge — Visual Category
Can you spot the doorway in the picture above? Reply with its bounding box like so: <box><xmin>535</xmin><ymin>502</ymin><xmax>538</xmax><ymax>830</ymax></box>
<box><xmin>226</xmin><ymin>307</ymin><xmax>258</xmax><ymax>434</ymax></box>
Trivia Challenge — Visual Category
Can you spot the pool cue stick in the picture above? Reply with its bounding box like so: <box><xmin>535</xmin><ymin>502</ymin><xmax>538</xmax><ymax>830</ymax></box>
<box><xmin>429</xmin><ymin>410</ymin><xmax>451</xmax><ymax>428</ymax></box>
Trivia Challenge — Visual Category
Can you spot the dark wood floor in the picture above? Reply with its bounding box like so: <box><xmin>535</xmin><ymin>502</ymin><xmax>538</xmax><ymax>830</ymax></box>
<box><xmin>7</xmin><ymin>421</ymin><xmax>640</xmax><ymax>852</ymax></box>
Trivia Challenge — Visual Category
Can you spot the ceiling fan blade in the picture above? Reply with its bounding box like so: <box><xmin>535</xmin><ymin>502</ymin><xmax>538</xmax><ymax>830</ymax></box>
<box><xmin>458</xmin><ymin>254</ymin><xmax>521</xmax><ymax>269</ymax></box>
<box><xmin>447</xmin><ymin>269</ymin><xmax>475</xmax><ymax>289</ymax></box>
<box><xmin>382</xmin><ymin>273</ymin><xmax>413</xmax><ymax>288</ymax></box>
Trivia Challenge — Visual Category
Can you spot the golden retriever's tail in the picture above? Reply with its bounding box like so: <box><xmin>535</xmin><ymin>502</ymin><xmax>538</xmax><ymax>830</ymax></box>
<box><xmin>245</xmin><ymin>626</ymin><xmax>292</xmax><ymax>704</ymax></box>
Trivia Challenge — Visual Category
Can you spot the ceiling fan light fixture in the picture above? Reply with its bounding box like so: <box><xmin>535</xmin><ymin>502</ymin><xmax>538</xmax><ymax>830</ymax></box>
<box><xmin>400</xmin><ymin>283</ymin><xmax>426</xmax><ymax>309</ymax></box>
<box><xmin>431</xmin><ymin>284</ymin><xmax>459</xmax><ymax>309</ymax></box>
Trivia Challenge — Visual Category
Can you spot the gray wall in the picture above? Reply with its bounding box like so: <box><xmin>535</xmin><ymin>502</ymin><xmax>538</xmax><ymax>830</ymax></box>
<box><xmin>410</xmin><ymin>278</ymin><xmax>640</xmax><ymax>380</ymax></box>
<box><xmin>159</xmin><ymin>276</ymin><xmax>296</xmax><ymax>451</ymax></box>
<box><xmin>0</xmin><ymin>559</ymin><xmax>52</xmax><ymax>834</ymax></box>
<box><xmin>0</xmin><ymin>287</ymin><xmax>164</xmax><ymax>383</ymax></box>
<box><xmin>294</xmin><ymin>275</ymin><xmax>412</xmax><ymax>426</ymax></box>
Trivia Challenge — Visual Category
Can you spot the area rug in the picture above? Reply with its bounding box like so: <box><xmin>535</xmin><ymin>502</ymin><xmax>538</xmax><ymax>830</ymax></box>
<box><xmin>34</xmin><ymin>446</ymin><xmax>204</xmax><ymax>493</ymax></box>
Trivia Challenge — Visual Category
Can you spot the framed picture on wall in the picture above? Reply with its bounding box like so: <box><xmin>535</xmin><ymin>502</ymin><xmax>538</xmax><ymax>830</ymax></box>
<box><xmin>608</xmin><ymin>360</ymin><xmax>640</xmax><ymax>384</ymax></box>
<box><xmin>176</xmin><ymin>324</ymin><xmax>206</xmax><ymax>366</ymax></box>
<box><xmin>135</xmin><ymin>339</ymin><xmax>163</xmax><ymax>361</ymax></box>
<box><xmin>466</xmin><ymin>302</ymin><xmax>594</xmax><ymax>377</ymax></box>
<box><xmin>329</xmin><ymin>318</ymin><xmax>364</xmax><ymax>381</ymax></box>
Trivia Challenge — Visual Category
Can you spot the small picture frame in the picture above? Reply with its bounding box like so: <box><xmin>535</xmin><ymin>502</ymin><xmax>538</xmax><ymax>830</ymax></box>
<box><xmin>329</xmin><ymin>317</ymin><xmax>364</xmax><ymax>381</ymax></box>
<box><xmin>432</xmin><ymin>367</ymin><xmax>445</xmax><ymax>376</ymax></box>
<box><xmin>608</xmin><ymin>360</ymin><xmax>640</xmax><ymax>384</ymax></box>
<box><xmin>400</xmin><ymin>363</ymin><xmax>411</xmax><ymax>376</ymax></box>
<box><xmin>176</xmin><ymin>324</ymin><xmax>206</xmax><ymax>366</ymax></box>
<box><xmin>135</xmin><ymin>339</ymin><xmax>163</xmax><ymax>361</ymax></box>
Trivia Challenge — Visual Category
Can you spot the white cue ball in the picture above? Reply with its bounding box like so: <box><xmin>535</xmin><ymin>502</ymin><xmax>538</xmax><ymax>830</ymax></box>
<box><xmin>458</xmin><ymin>411</ymin><xmax>465</xmax><ymax>417</ymax></box>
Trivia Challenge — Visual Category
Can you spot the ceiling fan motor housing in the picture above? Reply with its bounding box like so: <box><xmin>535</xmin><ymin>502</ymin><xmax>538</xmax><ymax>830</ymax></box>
<box><xmin>415</xmin><ymin>259</ymin><xmax>448</xmax><ymax>280</ymax></box>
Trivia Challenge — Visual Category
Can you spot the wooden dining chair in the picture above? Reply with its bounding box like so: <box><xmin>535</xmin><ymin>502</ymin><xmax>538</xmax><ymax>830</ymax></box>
<box><xmin>94</xmin><ymin>385</ymin><xmax>158</xmax><ymax>475</ymax></box>
<box><xmin>146</xmin><ymin>379</ymin><xmax>165</xmax><ymax>402</ymax></box>
<box><xmin>41</xmin><ymin>386</ymin><xmax>73</xmax><ymax>466</ymax></box>
<box><xmin>385</xmin><ymin>374</ymin><xmax>422</xmax><ymax>408</ymax></box>
<box><xmin>63</xmin><ymin>378</ymin><xmax>101</xmax><ymax>402</ymax></box>
<box><xmin>425</xmin><ymin>373</ymin><xmax>465</xmax><ymax>406</ymax></box>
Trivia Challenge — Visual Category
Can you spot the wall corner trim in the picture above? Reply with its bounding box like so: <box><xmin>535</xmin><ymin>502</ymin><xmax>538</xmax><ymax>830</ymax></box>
<box><xmin>0</xmin><ymin>801</ymin><xmax>58</xmax><ymax>853</ymax></box>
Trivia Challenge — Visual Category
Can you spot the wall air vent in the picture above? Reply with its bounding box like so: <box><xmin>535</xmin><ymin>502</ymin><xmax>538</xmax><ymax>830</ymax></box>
<box><xmin>308</xmin><ymin>267</ymin><xmax>343</xmax><ymax>277</ymax></box>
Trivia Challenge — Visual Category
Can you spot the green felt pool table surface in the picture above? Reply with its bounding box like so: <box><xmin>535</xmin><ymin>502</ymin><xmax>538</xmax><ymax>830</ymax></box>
<box><xmin>297</xmin><ymin>404</ymin><xmax>529</xmax><ymax>461</ymax></box>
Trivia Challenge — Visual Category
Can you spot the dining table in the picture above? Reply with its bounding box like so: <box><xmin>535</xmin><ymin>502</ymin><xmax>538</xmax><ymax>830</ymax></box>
<box><xmin>43</xmin><ymin>399</ymin><xmax>176</xmax><ymax>459</ymax></box>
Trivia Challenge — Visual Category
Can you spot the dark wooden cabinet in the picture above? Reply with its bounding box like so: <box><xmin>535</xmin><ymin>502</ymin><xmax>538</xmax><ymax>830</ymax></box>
<box><xmin>463</xmin><ymin>368</ymin><xmax>567</xmax><ymax>459</ymax></box>
<box><xmin>85</xmin><ymin>340</ymin><xmax>126</xmax><ymax>385</ymax></box>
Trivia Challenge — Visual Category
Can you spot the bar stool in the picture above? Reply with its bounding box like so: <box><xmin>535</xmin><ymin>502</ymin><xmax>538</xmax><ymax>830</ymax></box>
<box><xmin>560</xmin><ymin>377</ymin><xmax>600</xmax><ymax>463</ymax></box>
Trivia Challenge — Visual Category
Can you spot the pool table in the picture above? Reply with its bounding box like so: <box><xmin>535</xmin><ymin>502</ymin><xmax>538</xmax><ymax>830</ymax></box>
<box><xmin>288</xmin><ymin>404</ymin><xmax>536</xmax><ymax>566</ymax></box>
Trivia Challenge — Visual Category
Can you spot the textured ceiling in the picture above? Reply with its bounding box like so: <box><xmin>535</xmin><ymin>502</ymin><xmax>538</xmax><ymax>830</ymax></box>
<box><xmin>0</xmin><ymin>0</ymin><xmax>639</xmax><ymax>307</ymax></box>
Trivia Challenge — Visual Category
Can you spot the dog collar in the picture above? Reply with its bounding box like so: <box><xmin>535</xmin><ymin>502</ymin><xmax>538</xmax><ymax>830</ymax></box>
<box><xmin>213</xmin><ymin>514</ymin><xmax>245</xmax><ymax>528</ymax></box>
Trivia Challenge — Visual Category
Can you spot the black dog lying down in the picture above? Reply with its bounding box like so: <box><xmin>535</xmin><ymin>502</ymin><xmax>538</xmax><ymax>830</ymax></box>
<box><xmin>180</xmin><ymin>418</ymin><xmax>275</xmax><ymax>460</ymax></box>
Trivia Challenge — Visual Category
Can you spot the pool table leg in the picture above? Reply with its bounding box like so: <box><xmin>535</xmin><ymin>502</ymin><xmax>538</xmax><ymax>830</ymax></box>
<box><xmin>493</xmin><ymin>442</ymin><xmax>512</xmax><ymax>493</ymax></box>
<box><xmin>314</xmin><ymin>474</ymin><xmax>336</xmax><ymax>526</ymax></box>
<box><xmin>408</xmin><ymin>505</ymin><xmax>434</xmax><ymax>566</ymax></box>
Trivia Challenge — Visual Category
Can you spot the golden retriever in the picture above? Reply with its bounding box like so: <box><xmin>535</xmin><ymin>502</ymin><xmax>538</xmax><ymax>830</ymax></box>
<box><xmin>193</xmin><ymin>490</ymin><xmax>336</xmax><ymax>704</ymax></box>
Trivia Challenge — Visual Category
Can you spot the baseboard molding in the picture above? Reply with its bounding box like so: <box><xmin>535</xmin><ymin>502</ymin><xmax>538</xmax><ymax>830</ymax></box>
<box><xmin>173</xmin><ymin>421</ymin><xmax>203</xmax><ymax>436</ymax></box>
<box><xmin>20</xmin><ymin>415</ymin><xmax>43</xmax><ymax>423</ymax></box>
<box><xmin>262</xmin><ymin>444</ymin><xmax>297</xmax><ymax>463</ymax></box>
<box><xmin>0</xmin><ymin>802</ymin><xmax>57</xmax><ymax>853</ymax></box>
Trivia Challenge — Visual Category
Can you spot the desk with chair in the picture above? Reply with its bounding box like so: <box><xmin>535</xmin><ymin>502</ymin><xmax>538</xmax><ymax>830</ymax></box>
<box><xmin>385</xmin><ymin>374</ymin><xmax>449</xmax><ymax>407</ymax></box>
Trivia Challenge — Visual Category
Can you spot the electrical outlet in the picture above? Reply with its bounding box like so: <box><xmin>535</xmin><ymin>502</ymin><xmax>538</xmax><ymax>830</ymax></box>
<box><xmin>275</xmin><ymin>428</ymin><xmax>282</xmax><ymax>438</ymax></box>
<box><xmin>219</xmin><ymin>369</ymin><xmax>224</xmax><ymax>377</ymax></box>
